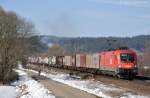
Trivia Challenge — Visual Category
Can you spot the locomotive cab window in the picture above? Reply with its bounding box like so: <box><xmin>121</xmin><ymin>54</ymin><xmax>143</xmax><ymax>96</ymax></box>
<box><xmin>120</xmin><ymin>53</ymin><xmax>134</xmax><ymax>62</ymax></box>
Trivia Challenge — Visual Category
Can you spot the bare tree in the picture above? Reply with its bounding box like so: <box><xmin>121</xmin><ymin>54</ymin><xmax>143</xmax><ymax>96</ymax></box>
<box><xmin>47</xmin><ymin>44</ymin><xmax>66</xmax><ymax>56</ymax></box>
<box><xmin>0</xmin><ymin>7</ymin><xmax>43</xmax><ymax>83</ymax></box>
<box><xmin>144</xmin><ymin>42</ymin><xmax>150</xmax><ymax>66</ymax></box>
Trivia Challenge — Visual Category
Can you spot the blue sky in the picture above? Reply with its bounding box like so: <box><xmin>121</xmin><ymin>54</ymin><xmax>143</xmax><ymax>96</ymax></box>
<box><xmin>1</xmin><ymin>0</ymin><xmax>150</xmax><ymax>37</ymax></box>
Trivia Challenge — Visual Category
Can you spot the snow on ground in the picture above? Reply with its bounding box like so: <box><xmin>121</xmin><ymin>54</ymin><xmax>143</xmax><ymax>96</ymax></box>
<box><xmin>42</xmin><ymin>73</ymin><xmax>149</xmax><ymax>98</ymax></box>
<box><xmin>12</xmin><ymin>69</ymin><xmax>55</xmax><ymax>98</ymax></box>
<box><xmin>120</xmin><ymin>93</ymin><xmax>149</xmax><ymax>98</ymax></box>
<box><xmin>0</xmin><ymin>86</ymin><xmax>18</xmax><ymax>98</ymax></box>
<box><xmin>43</xmin><ymin>73</ymin><xmax>119</xmax><ymax>98</ymax></box>
<box><xmin>27</xmin><ymin>69</ymin><xmax>150</xmax><ymax>98</ymax></box>
<box><xmin>0</xmin><ymin>64</ymin><xmax>55</xmax><ymax>98</ymax></box>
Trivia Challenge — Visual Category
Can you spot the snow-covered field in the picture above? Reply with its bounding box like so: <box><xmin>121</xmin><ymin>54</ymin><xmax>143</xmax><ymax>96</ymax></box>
<box><xmin>2</xmin><ymin>64</ymin><xmax>148</xmax><ymax>98</ymax></box>
<box><xmin>0</xmin><ymin>86</ymin><xmax>18</xmax><ymax>98</ymax></box>
<box><xmin>27</xmin><ymin>69</ymin><xmax>150</xmax><ymax>98</ymax></box>
<box><xmin>0</xmin><ymin>69</ymin><xmax>55</xmax><ymax>98</ymax></box>
<box><xmin>13</xmin><ymin>70</ymin><xmax>55</xmax><ymax>98</ymax></box>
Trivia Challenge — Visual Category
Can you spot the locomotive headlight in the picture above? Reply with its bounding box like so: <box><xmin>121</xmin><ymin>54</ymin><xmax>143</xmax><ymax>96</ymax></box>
<box><xmin>118</xmin><ymin>65</ymin><xmax>121</xmax><ymax>68</ymax></box>
<box><xmin>134</xmin><ymin>65</ymin><xmax>137</xmax><ymax>67</ymax></box>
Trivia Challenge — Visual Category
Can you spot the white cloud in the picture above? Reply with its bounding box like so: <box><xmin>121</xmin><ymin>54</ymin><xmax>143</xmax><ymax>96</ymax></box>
<box><xmin>89</xmin><ymin>0</ymin><xmax>150</xmax><ymax>7</ymax></box>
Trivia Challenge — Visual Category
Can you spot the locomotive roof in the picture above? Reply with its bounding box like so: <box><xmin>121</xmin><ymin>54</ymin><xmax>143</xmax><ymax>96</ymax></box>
<box><xmin>101</xmin><ymin>48</ymin><xmax>136</xmax><ymax>54</ymax></box>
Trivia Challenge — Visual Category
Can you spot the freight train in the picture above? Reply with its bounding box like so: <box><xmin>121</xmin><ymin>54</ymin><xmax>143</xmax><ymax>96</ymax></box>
<box><xmin>28</xmin><ymin>47</ymin><xmax>138</xmax><ymax>79</ymax></box>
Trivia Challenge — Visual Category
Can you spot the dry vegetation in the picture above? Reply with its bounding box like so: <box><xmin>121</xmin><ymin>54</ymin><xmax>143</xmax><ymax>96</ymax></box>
<box><xmin>138</xmin><ymin>42</ymin><xmax>150</xmax><ymax>76</ymax></box>
<box><xmin>47</xmin><ymin>44</ymin><xmax>66</xmax><ymax>56</ymax></box>
<box><xmin>144</xmin><ymin>42</ymin><xmax>150</xmax><ymax>66</ymax></box>
<box><xmin>0</xmin><ymin>7</ymin><xmax>43</xmax><ymax>84</ymax></box>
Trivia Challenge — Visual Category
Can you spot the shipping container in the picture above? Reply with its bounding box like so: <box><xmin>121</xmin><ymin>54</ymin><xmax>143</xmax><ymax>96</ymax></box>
<box><xmin>86</xmin><ymin>54</ymin><xmax>92</xmax><ymax>68</ymax></box>
<box><xmin>28</xmin><ymin>57</ymin><xmax>37</xmax><ymax>63</ymax></box>
<box><xmin>38</xmin><ymin>57</ymin><xmax>42</xmax><ymax>63</ymax></box>
<box><xmin>76</xmin><ymin>54</ymin><xmax>80</xmax><ymax>67</ymax></box>
<box><xmin>51</xmin><ymin>56</ymin><xmax>56</xmax><ymax>65</ymax></box>
<box><xmin>92</xmin><ymin>53</ymin><xmax>100</xmax><ymax>69</ymax></box>
<box><xmin>71</xmin><ymin>55</ymin><xmax>76</xmax><ymax>66</ymax></box>
<box><xmin>43</xmin><ymin>57</ymin><xmax>49</xmax><ymax>64</ymax></box>
<box><xmin>35</xmin><ymin>57</ymin><xmax>39</xmax><ymax>63</ymax></box>
<box><xmin>76</xmin><ymin>54</ymin><xmax>86</xmax><ymax>67</ymax></box>
<box><xmin>56</xmin><ymin>56</ymin><xmax>64</xmax><ymax>66</ymax></box>
<box><xmin>64</xmin><ymin>56</ymin><xmax>72</xmax><ymax>66</ymax></box>
<box><xmin>38</xmin><ymin>57</ymin><xmax>48</xmax><ymax>64</ymax></box>
<box><xmin>63</xmin><ymin>56</ymin><xmax>65</xmax><ymax>65</ymax></box>
<box><xmin>48</xmin><ymin>56</ymin><xmax>52</xmax><ymax>65</ymax></box>
<box><xmin>48</xmin><ymin>56</ymin><xmax>56</xmax><ymax>65</ymax></box>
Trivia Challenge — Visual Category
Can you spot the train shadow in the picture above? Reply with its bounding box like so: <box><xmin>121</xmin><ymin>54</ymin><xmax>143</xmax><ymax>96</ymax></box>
<box><xmin>135</xmin><ymin>76</ymin><xmax>150</xmax><ymax>80</ymax></box>
<box><xmin>31</xmin><ymin>75</ymin><xmax>47</xmax><ymax>81</ymax></box>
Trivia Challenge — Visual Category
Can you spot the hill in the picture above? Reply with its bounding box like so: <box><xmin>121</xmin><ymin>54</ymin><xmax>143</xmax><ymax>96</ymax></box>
<box><xmin>40</xmin><ymin>35</ymin><xmax>150</xmax><ymax>53</ymax></box>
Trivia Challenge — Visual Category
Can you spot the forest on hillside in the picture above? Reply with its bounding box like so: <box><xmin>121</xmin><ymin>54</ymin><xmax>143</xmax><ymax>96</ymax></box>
<box><xmin>40</xmin><ymin>35</ymin><xmax>150</xmax><ymax>54</ymax></box>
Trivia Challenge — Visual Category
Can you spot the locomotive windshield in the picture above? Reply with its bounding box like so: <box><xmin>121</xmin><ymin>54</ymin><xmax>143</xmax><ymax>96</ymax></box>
<box><xmin>120</xmin><ymin>53</ymin><xmax>134</xmax><ymax>62</ymax></box>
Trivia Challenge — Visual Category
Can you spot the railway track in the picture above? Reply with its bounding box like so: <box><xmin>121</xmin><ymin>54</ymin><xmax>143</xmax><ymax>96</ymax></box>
<box><xmin>27</xmin><ymin>64</ymin><xmax>150</xmax><ymax>95</ymax></box>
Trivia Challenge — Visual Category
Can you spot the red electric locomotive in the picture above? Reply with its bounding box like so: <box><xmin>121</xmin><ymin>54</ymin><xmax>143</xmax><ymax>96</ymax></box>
<box><xmin>100</xmin><ymin>47</ymin><xmax>138</xmax><ymax>79</ymax></box>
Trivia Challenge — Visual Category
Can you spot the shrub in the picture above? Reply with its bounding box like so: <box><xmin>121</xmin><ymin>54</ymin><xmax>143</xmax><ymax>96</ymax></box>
<box><xmin>1</xmin><ymin>70</ymin><xmax>19</xmax><ymax>84</ymax></box>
